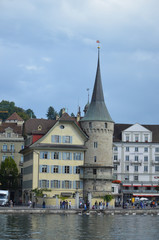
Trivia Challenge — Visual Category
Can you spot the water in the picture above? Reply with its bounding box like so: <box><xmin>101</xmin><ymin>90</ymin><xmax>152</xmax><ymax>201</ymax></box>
<box><xmin>0</xmin><ymin>213</ymin><xmax>158</xmax><ymax>240</ymax></box>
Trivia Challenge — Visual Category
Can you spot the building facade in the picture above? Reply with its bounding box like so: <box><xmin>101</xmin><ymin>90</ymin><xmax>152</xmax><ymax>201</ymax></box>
<box><xmin>113</xmin><ymin>123</ymin><xmax>159</xmax><ymax>202</ymax></box>
<box><xmin>0</xmin><ymin>112</ymin><xmax>24</xmax><ymax>202</ymax></box>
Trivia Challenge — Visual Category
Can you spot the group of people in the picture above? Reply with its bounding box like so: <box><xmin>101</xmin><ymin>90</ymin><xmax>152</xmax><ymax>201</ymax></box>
<box><xmin>60</xmin><ymin>200</ymin><xmax>71</xmax><ymax>209</ymax></box>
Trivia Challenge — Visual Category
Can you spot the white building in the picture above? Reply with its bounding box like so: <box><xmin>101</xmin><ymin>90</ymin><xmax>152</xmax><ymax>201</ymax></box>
<box><xmin>113</xmin><ymin>123</ymin><xmax>159</xmax><ymax>201</ymax></box>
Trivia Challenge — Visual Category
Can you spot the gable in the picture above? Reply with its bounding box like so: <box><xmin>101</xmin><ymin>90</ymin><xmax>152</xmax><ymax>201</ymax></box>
<box><xmin>124</xmin><ymin>123</ymin><xmax>150</xmax><ymax>133</ymax></box>
<box><xmin>32</xmin><ymin>121</ymin><xmax>87</xmax><ymax>146</ymax></box>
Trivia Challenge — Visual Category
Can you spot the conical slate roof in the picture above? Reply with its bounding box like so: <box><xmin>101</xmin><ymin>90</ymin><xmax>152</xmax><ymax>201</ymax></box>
<box><xmin>81</xmin><ymin>49</ymin><xmax>113</xmax><ymax>122</ymax></box>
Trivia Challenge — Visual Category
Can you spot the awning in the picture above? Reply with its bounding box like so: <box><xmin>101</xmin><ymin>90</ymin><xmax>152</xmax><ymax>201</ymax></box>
<box><xmin>133</xmin><ymin>193</ymin><xmax>159</xmax><ymax>197</ymax></box>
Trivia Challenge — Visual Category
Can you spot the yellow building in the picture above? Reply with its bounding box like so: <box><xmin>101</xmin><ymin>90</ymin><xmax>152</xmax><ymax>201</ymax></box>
<box><xmin>21</xmin><ymin>112</ymin><xmax>87</xmax><ymax>207</ymax></box>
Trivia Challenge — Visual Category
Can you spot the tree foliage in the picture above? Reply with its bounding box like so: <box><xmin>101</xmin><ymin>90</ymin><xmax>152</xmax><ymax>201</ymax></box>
<box><xmin>0</xmin><ymin>157</ymin><xmax>19</xmax><ymax>190</ymax></box>
<box><xmin>103</xmin><ymin>194</ymin><xmax>114</xmax><ymax>203</ymax></box>
<box><xmin>0</xmin><ymin>100</ymin><xmax>36</xmax><ymax>121</ymax></box>
<box><xmin>46</xmin><ymin>106</ymin><xmax>58</xmax><ymax>120</ymax></box>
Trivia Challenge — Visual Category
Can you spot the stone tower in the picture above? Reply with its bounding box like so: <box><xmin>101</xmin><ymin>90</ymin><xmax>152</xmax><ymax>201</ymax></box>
<box><xmin>80</xmin><ymin>47</ymin><xmax>114</xmax><ymax>200</ymax></box>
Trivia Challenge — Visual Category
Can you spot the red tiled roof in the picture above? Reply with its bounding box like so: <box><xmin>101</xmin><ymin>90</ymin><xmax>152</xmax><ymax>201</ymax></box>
<box><xmin>6</xmin><ymin>112</ymin><xmax>24</xmax><ymax>121</ymax></box>
<box><xmin>0</xmin><ymin>123</ymin><xmax>23</xmax><ymax>134</ymax></box>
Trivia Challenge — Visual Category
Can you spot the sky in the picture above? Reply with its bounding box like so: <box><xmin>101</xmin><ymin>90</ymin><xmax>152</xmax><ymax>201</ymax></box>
<box><xmin>0</xmin><ymin>0</ymin><xmax>159</xmax><ymax>124</ymax></box>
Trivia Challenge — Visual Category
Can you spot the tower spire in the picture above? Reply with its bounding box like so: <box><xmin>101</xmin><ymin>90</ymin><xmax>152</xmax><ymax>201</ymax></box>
<box><xmin>81</xmin><ymin>42</ymin><xmax>113</xmax><ymax>122</ymax></box>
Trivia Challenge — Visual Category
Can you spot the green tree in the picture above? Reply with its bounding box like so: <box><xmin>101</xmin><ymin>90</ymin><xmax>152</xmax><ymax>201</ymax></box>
<box><xmin>0</xmin><ymin>157</ymin><xmax>19</xmax><ymax>190</ymax></box>
<box><xmin>71</xmin><ymin>113</ymin><xmax>75</xmax><ymax>117</ymax></box>
<box><xmin>103</xmin><ymin>194</ymin><xmax>114</xmax><ymax>204</ymax></box>
<box><xmin>46</xmin><ymin>106</ymin><xmax>57</xmax><ymax>120</ymax></box>
<box><xmin>25</xmin><ymin>109</ymin><xmax>36</xmax><ymax>118</ymax></box>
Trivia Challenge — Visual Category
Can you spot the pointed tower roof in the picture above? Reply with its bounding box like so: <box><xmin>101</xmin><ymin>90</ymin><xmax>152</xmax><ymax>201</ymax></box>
<box><xmin>81</xmin><ymin>47</ymin><xmax>113</xmax><ymax>122</ymax></box>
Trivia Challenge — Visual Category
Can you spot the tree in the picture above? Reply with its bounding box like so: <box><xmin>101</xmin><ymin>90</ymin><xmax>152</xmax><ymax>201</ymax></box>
<box><xmin>25</xmin><ymin>109</ymin><xmax>36</xmax><ymax>118</ymax></box>
<box><xmin>103</xmin><ymin>194</ymin><xmax>114</xmax><ymax>205</ymax></box>
<box><xmin>46</xmin><ymin>106</ymin><xmax>57</xmax><ymax>120</ymax></box>
<box><xmin>0</xmin><ymin>157</ymin><xmax>19</xmax><ymax>190</ymax></box>
<box><xmin>71</xmin><ymin>113</ymin><xmax>75</xmax><ymax>117</ymax></box>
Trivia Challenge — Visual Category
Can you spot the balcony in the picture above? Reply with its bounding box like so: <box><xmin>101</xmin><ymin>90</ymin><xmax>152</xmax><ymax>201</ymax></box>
<box><xmin>113</xmin><ymin>159</ymin><xmax>120</xmax><ymax>165</ymax></box>
<box><xmin>130</xmin><ymin>160</ymin><xmax>142</xmax><ymax>165</ymax></box>
<box><xmin>151</xmin><ymin>160</ymin><xmax>159</xmax><ymax>165</ymax></box>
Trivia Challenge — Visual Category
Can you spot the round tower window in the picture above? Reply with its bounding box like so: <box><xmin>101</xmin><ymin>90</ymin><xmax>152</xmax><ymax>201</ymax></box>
<box><xmin>60</xmin><ymin>125</ymin><xmax>65</xmax><ymax>129</ymax></box>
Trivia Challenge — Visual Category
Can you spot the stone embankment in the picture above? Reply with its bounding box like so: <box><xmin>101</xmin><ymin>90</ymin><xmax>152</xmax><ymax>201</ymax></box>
<box><xmin>0</xmin><ymin>207</ymin><xmax>159</xmax><ymax>215</ymax></box>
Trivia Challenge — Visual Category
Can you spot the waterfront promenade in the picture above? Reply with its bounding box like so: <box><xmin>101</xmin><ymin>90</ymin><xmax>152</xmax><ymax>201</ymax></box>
<box><xmin>1</xmin><ymin>206</ymin><xmax>159</xmax><ymax>215</ymax></box>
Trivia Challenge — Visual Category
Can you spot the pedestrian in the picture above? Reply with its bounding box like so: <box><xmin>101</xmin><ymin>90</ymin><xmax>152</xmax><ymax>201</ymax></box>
<box><xmin>69</xmin><ymin>200</ymin><xmax>71</xmax><ymax>209</ymax></box>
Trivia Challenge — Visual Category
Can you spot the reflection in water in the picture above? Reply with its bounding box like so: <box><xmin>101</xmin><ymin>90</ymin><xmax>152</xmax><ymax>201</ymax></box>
<box><xmin>0</xmin><ymin>214</ymin><xmax>158</xmax><ymax>240</ymax></box>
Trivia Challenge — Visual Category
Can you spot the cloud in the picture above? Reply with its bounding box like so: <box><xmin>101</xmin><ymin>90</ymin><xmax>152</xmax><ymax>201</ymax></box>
<box><xmin>42</xmin><ymin>57</ymin><xmax>52</xmax><ymax>62</ymax></box>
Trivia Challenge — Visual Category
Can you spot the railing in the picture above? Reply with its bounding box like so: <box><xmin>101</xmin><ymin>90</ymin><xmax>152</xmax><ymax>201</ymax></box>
<box><xmin>130</xmin><ymin>160</ymin><xmax>142</xmax><ymax>165</ymax></box>
<box><xmin>151</xmin><ymin>160</ymin><xmax>159</xmax><ymax>165</ymax></box>
<box><xmin>1</xmin><ymin>149</ymin><xmax>15</xmax><ymax>153</ymax></box>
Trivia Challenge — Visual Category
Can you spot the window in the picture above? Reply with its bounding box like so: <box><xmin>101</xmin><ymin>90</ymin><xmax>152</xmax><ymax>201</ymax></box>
<box><xmin>134</xmin><ymin>175</ymin><xmax>138</xmax><ymax>181</ymax></box>
<box><xmin>73</xmin><ymin>153</ymin><xmax>83</xmax><ymax>160</ymax></box>
<box><xmin>40</xmin><ymin>180</ymin><xmax>49</xmax><ymax>188</ymax></box>
<box><xmin>112</xmin><ymin>187</ymin><xmax>114</xmax><ymax>192</ymax></box>
<box><xmin>60</xmin><ymin>125</ymin><xmax>65</xmax><ymax>129</ymax></box>
<box><xmin>125</xmin><ymin>155</ymin><xmax>129</xmax><ymax>161</ymax></box>
<box><xmin>126</xmin><ymin>135</ymin><xmax>129</xmax><ymax>142</ymax></box>
<box><xmin>51</xmin><ymin>180</ymin><xmax>60</xmax><ymax>188</ymax></box>
<box><xmin>114</xmin><ymin>146</ymin><xmax>118</xmax><ymax>151</ymax></box>
<box><xmin>146</xmin><ymin>186</ymin><xmax>151</xmax><ymax>190</ymax></box>
<box><xmin>114</xmin><ymin>155</ymin><xmax>118</xmax><ymax>161</ymax></box>
<box><xmin>134</xmin><ymin>166</ymin><xmax>138</xmax><ymax>172</ymax></box>
<box><xmin>63</xmin><ymin>152</ymin><xmax>72</xmax><ymax>160</ymax></box>
<box><xmin>52</xmin><ymin>152</ymin><xmax>60</xmax><ymax>160</ymax></box>
<box><xmin>144</xmin><ymin>147</ymin><xmax>148</xmax><ymax>152</ymax></box>
<box><xmin>89</xmin><ymin>122</ymin><xmax>92</xmax><ymax>129</ymax></box>
<box><xmin>155</xmin><ymin>148</ymin><xmax>159</xmax><ymax>152</ymax></box>
<box><xmin>155</xmin><ymin>156</ymin><xmax>159</xmax><ymax>162</ymax></box>
<box><xmin>114</xmin><ymin>165</ymin><xmax>117</xmax><ymax>171</ymax></box>
<box><xmin>42</xmin><ymin>165</ymin><xmax>47</xmax><ymax>173</ymax></box>
<box><xmin>126</xmin><ymin>147</ymin><xmax>129</xmax><ymax>152</ymax></box>
<box><xmin>125</xmin><ymin>186</ymin><xmax>129</xmax><ymax>190</ymax></box>
<box><xmin>62</xmin><ymin>180</ymin><xmax>72</xmax><ymax>189</ymax></box>
<box><xmin>135</xmin><ymin>135</ymin><xmax>139</xmax><ymax>142</ymax></box>
<box><xmin>144</xmin><ymin>135</ymin><xmax>148</xmax><ymax>142</ymax></box>
<box><xmin>63</xmin><ymin>136</ymin><xmax>72</xmax><ymax>143</ymax></box>
<box><xmin>105</xmin><ymin>123</ymin><xmax>107</xmax><ymax>128</ymax></box>
<box><xmin>155</xmin><ymin>166</ymin><xmax>159</xmax><ymax>172</ymax></box>
<box><xmin>144</xmin><ymin>166</ymin><xmax>148</xmax><ymax>172</ymax></box>
<box><xmin>135</xmin><ymin>156</ymin><xmax>138</xmax><ymax>162</ymax></box>
<box><xmin>51</xmin><ymin>135</ymin><xmax>61</xmax><ymax>143</ymax></box>
<box><xmin>65</xmin><ymin>166</ymin><xmax>70</xmax><ymax>174</ymax></box>
<box><xmin>125</xmin><ymin>176</ymin><xmax>129</xmax><ymax>180</ymax></box>
<box><xmin>7</xmin><ymin>132</ymin><xmax>11</xmax><ymax>138</ymax></box>
<box><xmin>2</xmin><ymin>144</ymin><xmax>7</xmax><ymax>151</ymax></box>
<box><xmin>94</xmin><ymin>156</ymin><xmax>97</xmax><ymax>162</ymax></box>
<box><xmin>40</xmin><ymin>152</ymin><xmax>50</xmax><ymax>159</ymax></box>
<box><xmin>135</xmin><ymin>147</ymin><xmax>138</xmax><ymax>152</ymax></box>
<box><xmin>93</xmin><ymin>169</ymin><xmax>97</xmax><ymax>175</ymax></box>
<box><xmin>53</xmin><ymin>165</ymin><xmax>58</xmax><ymax>173</ymax></box>
<box><xmin>75</xmin><ymin>167</ymin><xmax>80</xmax><ymax>174</ymax></box>
<box><xmin>94</xmin><ymin>142</ymin><xmax>98</xmax><ymax>148</ymax></box>
<box><xmin>134</xmin><ymin>186</ymin><xmax>138</xmax><ymax>190</ymax></box>
<box><xmin>21</xmin><ymin>145</ymin><xmax>24</xmax><ymax>150</ymax></box>
<box><xmin>2</xmin><ymin>156</ymin><xmax>7</xmax><ymax>161</ymax></box>
<box><xmin>144</xmin><ymin>156</ymin><xmax>148</xmax><ymax>162</ymax></box>
<box><xmin>21</xmin><ymin>156</ymin><xmax>24</xmax><ymax>163</ymax></box>
<box><xmin>75</xmin><ymin>181</ymin><xmax>81</xmax><ymax>189</ymax></box>
<box><xmin>126</xmin><ymin>165</ymin><xmax>129</xmax><ymax>171</ymax></box>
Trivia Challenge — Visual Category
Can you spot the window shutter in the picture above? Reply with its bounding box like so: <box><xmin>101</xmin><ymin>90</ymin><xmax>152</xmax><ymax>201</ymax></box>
<box><xmin>73</xmin><ymin>166</ymin><xmax>76</xmax><ymax>174</ymax></box>
<box><xmin>70</xmin><ymin>136</ymin><xmax>72</xmax><ymax>143</ymax></box>
<box><xmin>58</xmin><ymin>181</ymin><xmax>60</xmax><ymax>188</ymax></box>
<box><xmin>59</xmin><ymin>152</ymin><xmax>61</xmax><ymax>160</ymax></box>
<box><xmin>62</xmin><ymin>181</ymin><xmax>65</xmax><ymax>188</ymax></box>
<box><xmin>47</xmin><ymin>165</ymin><xmax>50</xmax><ymax>173</ymax></box>
<box><xmin>51</xmin><ymin>180</ymin><xmax>53</xmax><ymax>188</ymax></box>
<box><xmin>73</xmin><ymin>153</ymin><xmax>75</xmax><ymax>160</ymax></box>
<box><xmin>59</xmin><ymin>136</ymin><xmax>61</xmax><ymax>143</ymax></box>
<box><xmin>51</xmin><ymin>165</ymin><xmax>54</xmax><ymax>173</ymax></box>
<box><xmin>80</xmin><ymin>168</ymin><xmax>83</xmax><ymax>175</ymax></box>
<box><xmin>58</xmin><ymin>166</ymin><xmax>61</xmax><ymax>173</ymax></box>
<box><xmin>62</xmin><ymin>166</ymin><xmax>65</xmax><ymax>174</ymax></box>
<box><xmin>70</xmin><ymin>153</ymin><xmax>72</xmax><ymax>160</ymax></box>
<box><xmin>80</xmin><ymin>181</ymin><xmax>83</xmax><ymax>189</ymax></box>
<box><xmin>62</xmin><ymin>136</ymin><xmax>65</xmax><ymax>143</ymax></box>
<box><xmin>81</xmin><ymin>153</ymin><xmax>84</xmax><ymax>160</ymax></box>
<box><xmin>63</xmin><ymin>152</ymin><xmax>66</xmax><ymax>160</ymax></box>
<box><xmin>69</xmin><ymin>181</ymin><xmax>72</xmax><ymax>189</ymax></box>
<box><xmin>40</xmin><ymin>152</ymin><xmax>43</xmax><ymax>159</ymax></box>
<box><xmin>51</xmin><ymin>135</ymin><xmax>55</xmax><ymax>143</ymax></box>
<box><xmin>51</xmin><ymin>152</ymin><xmax>54</xmax><ymax>160</ymax></box>
<box><xmin>47</xmin><ymin>152</ymin><xmax>50</xmax><ymax>159</ymax></box>
<box><xmin>39</xmin><ymin>180</ymin><xmax>42</xmax><ymax>188</ymax></box>
<box><xmin>47</xmin><ymin>180</ymin><xmax>49</xmax><ymax>188</ymax></box>
<box><xmin>70</xmin><ymin>166</ymin><xmax>72</xmax><ymax>174</ymax></box>
<box><xmin>39</xmin><ymin>165</ymin><xmax>42</xmax><ymax>173</ymax></box>
<box><xmin>73</xmin><ymin>181</ymin><xmax>76</xmax><ymax>189</ymax></box>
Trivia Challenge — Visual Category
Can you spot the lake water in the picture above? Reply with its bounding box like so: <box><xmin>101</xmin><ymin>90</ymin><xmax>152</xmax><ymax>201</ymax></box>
<box><xmin>0</xmin><ymin>213</ymin><xmax>158</xmax><ymax>240</ymax></box>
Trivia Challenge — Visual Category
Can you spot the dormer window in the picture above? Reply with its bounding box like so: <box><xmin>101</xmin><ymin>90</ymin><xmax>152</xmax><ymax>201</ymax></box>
<box><xmin>38</xmin><ymin>125</ymin><xmax>42</xmax><ymax>131</ymax></box>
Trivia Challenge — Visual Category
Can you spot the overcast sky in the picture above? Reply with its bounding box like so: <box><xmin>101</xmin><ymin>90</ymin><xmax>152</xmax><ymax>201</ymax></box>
<box><xmin>0</xmin><ymin>0</ymin><xmax>159</xmax><ymax>124</ymax></box>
